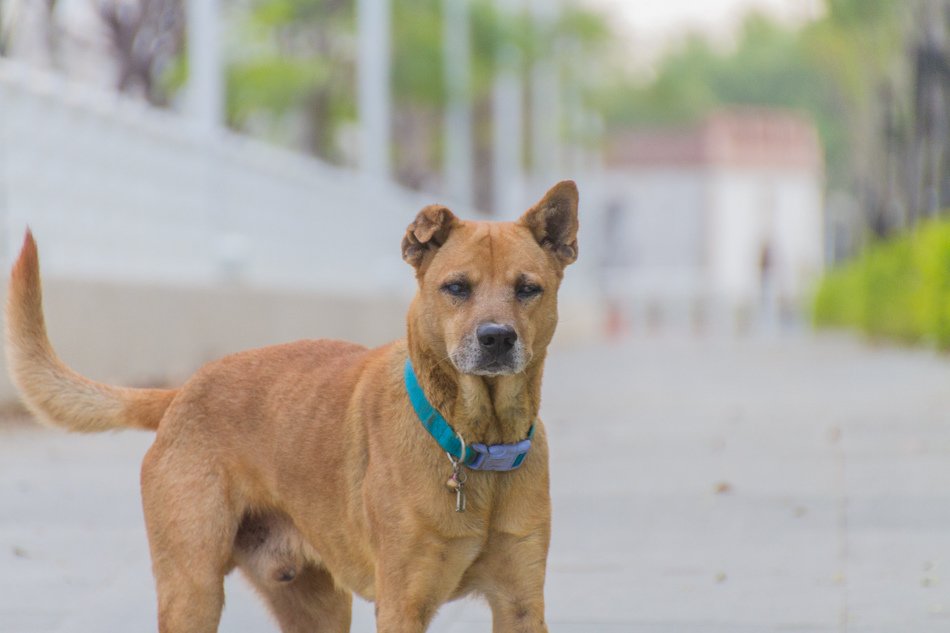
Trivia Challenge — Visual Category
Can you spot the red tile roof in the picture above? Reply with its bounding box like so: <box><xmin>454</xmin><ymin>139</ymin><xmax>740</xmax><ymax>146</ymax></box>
<box><xmin>606</xmin><ymin>108</ymin><xmax>822</xmax><ymax>171</ymax></box>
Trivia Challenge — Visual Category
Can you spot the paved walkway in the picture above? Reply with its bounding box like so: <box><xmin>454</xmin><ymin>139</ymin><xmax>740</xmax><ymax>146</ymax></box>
<box><xmin>2</xmin><ymin>334</ymin><xmax>950</xmax><ymax>632</ymax></box>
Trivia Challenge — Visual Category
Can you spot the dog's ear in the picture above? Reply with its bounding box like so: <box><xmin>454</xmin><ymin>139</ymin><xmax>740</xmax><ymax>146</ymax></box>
<box><xmin>518</xmin><ymin>180</ymin><xmax>579</xmax><ymax>267</ymax></box>
<box><xmin>402</xmin><ymin>204</ymin><xmax>459</xmax><ymax>269</ymax></box>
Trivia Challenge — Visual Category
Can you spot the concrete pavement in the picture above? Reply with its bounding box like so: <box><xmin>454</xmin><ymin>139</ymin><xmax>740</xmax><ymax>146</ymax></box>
<box><xmin>2</xmin><ymin>334</ymin><xmax>950</xmax><ymax>632</ymax></box>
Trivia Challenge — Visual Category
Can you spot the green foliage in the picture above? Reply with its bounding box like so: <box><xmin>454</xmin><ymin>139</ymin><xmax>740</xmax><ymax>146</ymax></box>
<box><xmin>392</xmin><ymin>0</ymin><xmax>444</xmax><ymax>105</ymax></box>
<box><xmin>220</xmin><ymin>0</ymin><xmax>354</xmax><ymax>157</ymax></box>
<box><xmin>216</xmin><ymin>0</ymin><xmax>611</xmax><ymax>175</ymax></box>
<box><xmin>250</xmin><ymin>0</ymin><xmax>353</xmax><ymax>26</ymax></box>
<box><xmin>861</xmin><ymin>238</ymin><xmax>921</xmax><ymax>342</ymax></box>
<box><xmin>602</xmin><ymin>13</ymin><xmax>836</xmax><ymax>128</ymax></box>
<box><xmin>813</xmin><ymin>261</ymin><xmax>865</xmax><ymax>329</ymax></box>
<box><xmin>227</xmin><ymin>57</ymin><xmax>330</xmax><ymax>121</ymax></box>
<box><xmin>602</xmin><ymin>1</ymin><xmax>906</xmax><ymax>187</ymax></box>
<box><xmin>813</xmin><ymin>216</ymin><xmax>950</xmax><ymax>348</ymax></box>
<box><xmin>827</xmin><ymin>0</ymin><xmax>901</xmax><ymax>27</ymax></box>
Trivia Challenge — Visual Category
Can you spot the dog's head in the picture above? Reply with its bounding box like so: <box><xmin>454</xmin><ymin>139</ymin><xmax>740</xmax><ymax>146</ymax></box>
<box><xmin>403</xmin><ymin>180</ymin><xmax>578</xmax><ymax>376</ymax></box>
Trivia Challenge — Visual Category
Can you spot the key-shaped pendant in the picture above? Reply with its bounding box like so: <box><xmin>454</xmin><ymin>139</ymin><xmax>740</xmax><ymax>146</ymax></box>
<box><xmin>446</xmin><ymin>465</ymin><xmax>467</xmax><ymax>513</ymax></box>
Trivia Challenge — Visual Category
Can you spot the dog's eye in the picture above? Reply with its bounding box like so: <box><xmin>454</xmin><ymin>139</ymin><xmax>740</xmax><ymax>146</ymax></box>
<box><xmin>516</xmin><ymin>284</ymin><xmax>542</xmax><ymax>300</ymax></box>
<box><xmin>441</xmin><ymin>281</ymin><xmax>471</xmax><ymax>299</ymax></box>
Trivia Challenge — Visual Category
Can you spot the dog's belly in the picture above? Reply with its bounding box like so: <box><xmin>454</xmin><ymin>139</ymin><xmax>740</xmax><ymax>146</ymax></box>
<box><xmin>232</xmin><ymin>504</ymin><xmax>497</xmax><ymax>605</ymax></box>
<box><xmin>233</xmin><ymin>508</ymin><xmax>381</xmax><ymax>598</ymax></box>
<box><xmin>233</xmin><ymin>511</ymin><xmax>321</xmax><ymax>582</ymax></box>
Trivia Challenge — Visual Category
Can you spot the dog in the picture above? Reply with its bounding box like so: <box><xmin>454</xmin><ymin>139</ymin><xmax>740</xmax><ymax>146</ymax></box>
<box><xmin>5</xmin><ymin>180</ymin><xmax>579</xmax><ymax>633</ymax></box>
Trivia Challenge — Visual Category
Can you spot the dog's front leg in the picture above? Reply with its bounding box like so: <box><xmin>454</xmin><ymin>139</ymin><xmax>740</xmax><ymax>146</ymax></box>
<box><xmin>373</xmin><ymin>534</ymin><xmax>479</xmax><ymax>633</ymax></box>
<box><xmin>480</xmin><ymin>530</ymin><xmax>550</xmax><ymax>633</ymax></box>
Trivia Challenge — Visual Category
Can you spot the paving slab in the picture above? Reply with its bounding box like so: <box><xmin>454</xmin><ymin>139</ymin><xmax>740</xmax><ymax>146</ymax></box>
<box><xmin>1</xmin><ymin>334</ymin><xmax>949</xmax><ymax>632</ymax></box>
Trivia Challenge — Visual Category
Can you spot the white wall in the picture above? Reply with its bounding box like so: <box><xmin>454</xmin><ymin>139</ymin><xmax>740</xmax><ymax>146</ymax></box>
<box><xmin>773</xmin><ymin>172</ymin><xmax>825</xmax><ymax>300</ymax></box>
<box><xmin>0</xmin><ymin>61</ymin><xmax>431</xmax><ymax>297</ymax></box>
<box><xmin>600</xmin><ymin>162</ymin><xmax>823</xmax><ymax>331</ymax></box>
<box><xmin>707</xmin><ymin>167</ymin><xmax>824</xmax><ymax>307</ymax></box>
<box><xmin>601</xmin><ymin>169</ymin><xmax>707</xmax><ymax>297</ymax></box>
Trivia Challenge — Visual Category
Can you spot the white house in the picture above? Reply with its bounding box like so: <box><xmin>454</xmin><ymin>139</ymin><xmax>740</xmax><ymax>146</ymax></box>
<box><xmin>600</xmin><ymin>108</ymin><xmax>824</xmax><ymax>333</ymax></box>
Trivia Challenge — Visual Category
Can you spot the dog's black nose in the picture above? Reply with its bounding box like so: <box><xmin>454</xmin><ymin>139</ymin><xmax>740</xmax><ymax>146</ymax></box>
<box><xmin>476</xmin><ymin>323</ymin><xmax>517</xmax><ymax>351</ymax></box>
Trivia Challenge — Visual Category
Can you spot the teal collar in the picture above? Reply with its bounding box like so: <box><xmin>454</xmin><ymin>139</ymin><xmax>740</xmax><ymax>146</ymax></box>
<box><xmin>404</xmin><ymin>358</ymin><xmax>534</xmax><ymax>471</ymax></box>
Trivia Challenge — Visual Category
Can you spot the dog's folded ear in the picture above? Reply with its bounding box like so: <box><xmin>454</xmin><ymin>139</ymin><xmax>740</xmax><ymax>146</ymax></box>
<box><xmin>519</xmin><ymin>180</ymin><xmax>579</xmax><ymax>267</ymax></box>
<box><xmin>402</xmin><ymin>204</ymin><xmax>459</xmax><ymax>269</ymax></box>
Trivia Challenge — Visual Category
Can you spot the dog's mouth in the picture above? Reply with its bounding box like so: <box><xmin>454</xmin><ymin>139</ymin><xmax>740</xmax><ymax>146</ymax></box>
<box><xmin>469</xmin><ymin>360</ymin><xmax>518</xmax><ymax>376</ymax></box>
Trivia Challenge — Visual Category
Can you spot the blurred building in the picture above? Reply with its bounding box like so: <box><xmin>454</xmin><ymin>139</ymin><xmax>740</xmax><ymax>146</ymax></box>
<box><xmin>602</xmin><ymin>108</ymin><xmax>824</xmax><ymax>332</ymax></box>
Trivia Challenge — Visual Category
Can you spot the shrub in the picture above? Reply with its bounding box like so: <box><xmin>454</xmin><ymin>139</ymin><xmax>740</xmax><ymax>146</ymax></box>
<box><xmin>813</xmin><ymin>216</ymin><xmax>950</xmax><ymax>348</ymax></box>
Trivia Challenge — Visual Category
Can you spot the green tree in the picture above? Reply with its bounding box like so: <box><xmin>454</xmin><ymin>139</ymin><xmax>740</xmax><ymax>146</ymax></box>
<box><xmin>600</xmin><ymin>2</ymin><xmax>906</xmax><ymax>190</ymax></box>
<box><xmin>225</xmin><ymin>0</ymin><xmax>355</xmax><ymax>161</ymax></box>
<box><xmin>223</xmin><ymin>0</ymin><xmax>609</xmax><ymax>193</ymax></box>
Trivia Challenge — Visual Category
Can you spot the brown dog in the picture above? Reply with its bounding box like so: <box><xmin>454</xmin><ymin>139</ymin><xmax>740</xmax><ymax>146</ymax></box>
<box><xmin>5</xmin><ymin>180</ymin><xmax>579</xmax><ymax>633</ymax></box>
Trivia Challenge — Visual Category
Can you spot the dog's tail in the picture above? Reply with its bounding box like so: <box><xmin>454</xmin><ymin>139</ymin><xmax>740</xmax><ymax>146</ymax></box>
<box><xmin>5</xmin><ymin>231</ymin><xmax>177</xmax><ymax>432</ymax></box>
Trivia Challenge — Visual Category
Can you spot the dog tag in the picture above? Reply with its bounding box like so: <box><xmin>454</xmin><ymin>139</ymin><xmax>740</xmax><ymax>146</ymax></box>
<box><xmin>446</xmin><ymin>463</ymin><xmax>467</xmax><ymax>513</ymax></box>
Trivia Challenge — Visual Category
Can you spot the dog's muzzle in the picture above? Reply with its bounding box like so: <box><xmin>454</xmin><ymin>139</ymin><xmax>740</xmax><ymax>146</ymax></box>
<box><xmin>450</xmin><ymin>322</ymin><xmax>527</xmax><ymax>375</ymax></box>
